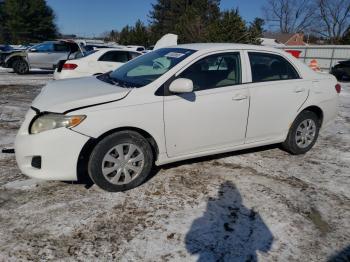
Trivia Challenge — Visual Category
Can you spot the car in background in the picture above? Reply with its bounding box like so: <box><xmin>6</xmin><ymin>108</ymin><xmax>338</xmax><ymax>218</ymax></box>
<box><xmin>15</xmin><ymin>44</ymin><xmax>339</xmax><ymax>192</ymax></box>
<box><xmin>125</xmin><ymin>45</ymin><xmax>146</xmax><ymax>52</ymax></box>
<box><xmin>54</xmin><ymin>48</ymin><xmax>142</xmax><ymax>80</ymax></box>
<box><xmin>0</xmin><ymin>44</ymin><xmax>25</xmax><ymax>66</ymax></box>
<box><xmin>84</xmin><ymin>44</ymin><xmax>125</xmax><ymax>52</ymax></box>
<box><xmin>3</xmin><ymin>40</ymin><xmax>82</xmax><ymax>74</ymax></box>
<box><xmin>331</xmin><ymin>60</ymin><xmax>350</xmax><ymax>81</ymax></box>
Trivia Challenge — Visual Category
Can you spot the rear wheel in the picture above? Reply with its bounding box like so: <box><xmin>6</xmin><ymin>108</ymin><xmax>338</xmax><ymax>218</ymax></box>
<box><xmin>13</xmin><ymin>58</ymin><xmax>29</xmax><ymax>74</ymax></box>
<box><xmin>282</xmin><ymin>111</ymin><xmax>320</xmax><ymax>155</ymax></box>
<box><xmin>88</xmin><ymin>131</ymin><xmax>154</xmax><ymax>192</ymax></box>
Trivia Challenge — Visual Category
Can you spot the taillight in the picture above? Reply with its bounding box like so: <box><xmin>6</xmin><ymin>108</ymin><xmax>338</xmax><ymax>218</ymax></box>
<box><xmin>335</xmin><ymin>83</ymin><xmax>341</xmax><ymax>94</ymax></box>
<box><xmin>62</xmin><ymin>63</ymin><xmax>78</xmax><ymax>70</ymax></box>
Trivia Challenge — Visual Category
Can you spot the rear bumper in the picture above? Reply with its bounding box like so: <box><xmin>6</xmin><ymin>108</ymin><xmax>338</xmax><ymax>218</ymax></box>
<box><xmin>15</xmin><ymin>110</ymin><xmax>90</xmax><ymax>181</ymax></box>
<box><xmin>53</xmin><ymin>70</ymin><xmax>88</xmax><ymax>80</ymax></box>
<box><xmin>320</xmin><ymin>97</ymin><xmax>339</xmax><ymax>130</ymax></box>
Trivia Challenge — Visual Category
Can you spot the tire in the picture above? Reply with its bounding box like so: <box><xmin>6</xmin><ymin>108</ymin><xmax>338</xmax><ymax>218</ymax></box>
<box><xmin>282</xmin><ymin>110</ymin><xmax>320</xmax><ymax>155</ymax></box>
<box><xmin>13</xmin><ymin>58</ymin><xmax>29</xmax><ymax>74</ymax></box>
<box><xmin>88</xmin><ymin>131</ymin><xmax>154</xmax><ymax>192</ymax></box>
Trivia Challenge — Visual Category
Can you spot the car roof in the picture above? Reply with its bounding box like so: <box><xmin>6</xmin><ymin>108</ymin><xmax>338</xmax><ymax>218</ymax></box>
<box><xmin>174</xmin><ymin>43</ymin><xmax>284</xmax><ymax>53</ymax></box>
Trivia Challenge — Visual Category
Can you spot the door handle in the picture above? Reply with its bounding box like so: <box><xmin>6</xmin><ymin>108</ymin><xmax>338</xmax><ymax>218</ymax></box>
<box><xmin>232</xmin><ymin>94</ymin><xmax>248</xmax><ymax>101</ymax></box>
<box><xmin>294</xmin><ymin>87</ymin><xmax>306</xmax><ymax>93</ymax></box>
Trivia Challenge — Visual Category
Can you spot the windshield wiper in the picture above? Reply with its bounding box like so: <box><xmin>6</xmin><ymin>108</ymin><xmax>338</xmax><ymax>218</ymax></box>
<box><xmin>97</xmin><ymin>72</ymin><xmax>132</xmax><ymax>88</ymax></box>
<box><xmin>107</xmin><ymin>73</ymin><xmax>140</xmax><ymax>88</ymax></box>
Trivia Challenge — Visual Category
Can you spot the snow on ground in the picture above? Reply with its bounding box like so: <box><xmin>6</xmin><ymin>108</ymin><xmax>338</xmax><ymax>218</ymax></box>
<box><xmin>0</xmin><ymin>71</ymin><xmax>349</xmax><ymax>261</ymax></box>
<box><xmin>0</xmin><ymin>67</ymin><xmax>53</xmax><ymax>86</ymax></box>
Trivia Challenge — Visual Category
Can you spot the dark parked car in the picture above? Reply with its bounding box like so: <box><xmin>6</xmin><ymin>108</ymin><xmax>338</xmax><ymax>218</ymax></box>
<box><xmin>2</xmin><ymin>40</ymin><xmax>83</xmax><ymax>74</ymax></box>
<box><xmin>0</xmin><ymin>45</ymin><xmax>23</xmax><ymax>67</ymax></box>
<box><xmin>331</xmin><ymin>60</ymin><xmax>350</xmax><ymax>81</ymax></box>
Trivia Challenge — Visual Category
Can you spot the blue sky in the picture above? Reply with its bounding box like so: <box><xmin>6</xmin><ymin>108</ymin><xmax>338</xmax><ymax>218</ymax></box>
<box><xmin>46</xmin><ymin>0</ymin><xmax>266</xmax><ymax>37</ymax></box>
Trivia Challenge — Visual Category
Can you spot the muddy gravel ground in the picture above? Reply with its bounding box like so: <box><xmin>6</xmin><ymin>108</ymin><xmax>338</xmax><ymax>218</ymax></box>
<box><xmin>0</xmin><ymin>69</ymin><xmax>349</xmax><ymax>261</ymax></box>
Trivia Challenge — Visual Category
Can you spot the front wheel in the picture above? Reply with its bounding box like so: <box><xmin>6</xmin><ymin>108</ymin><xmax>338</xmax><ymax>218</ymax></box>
<box><xmin>88</xmin><ymin>131</ymin><xmax>154</xmax><ymax>192</ymax></box>
<box><xmin>13</xmin><ymin>58</ymin><xmax>29</xmax><ymax>74</ymax></box>
<box><xmin>282</xmin><ymin>111</ymin><xmax>320</xmax><ymax>155</ymax></box>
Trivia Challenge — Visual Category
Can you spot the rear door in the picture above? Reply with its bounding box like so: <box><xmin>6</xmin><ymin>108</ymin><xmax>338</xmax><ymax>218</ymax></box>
<box><xmin>164</xmin><ymin>51</ymin><xmax>250</xmax><ymax>157</ymax></box>
<box><xmin>50</xmin><ymin>43</ymin><xmax>71</xmax><ymax>68</ymax></box>
<box><xmin>245</xmin><ymin>51</ymin><xmax>309</xmax><ymax>143</ymax></box>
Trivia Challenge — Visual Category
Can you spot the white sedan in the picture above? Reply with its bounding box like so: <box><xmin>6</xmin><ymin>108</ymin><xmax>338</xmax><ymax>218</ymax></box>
<box><xmin>53</xmin><ymin>48</ymin><xmax>141</xmax><ymax>80</ymax></box>
<box><xmin>16</xmin><ymin>43</ymin><xmax>339</xmax><ymax>192</ymax></box>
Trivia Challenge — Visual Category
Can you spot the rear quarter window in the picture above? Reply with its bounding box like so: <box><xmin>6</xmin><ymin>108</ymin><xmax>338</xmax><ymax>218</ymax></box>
<box><xmin>54</xmin><ymin>44</ymin><xmax>70</xmax><ymax>52</ymax></box>
<box><xmin>129</xmin><ymin>52</ymin><xmax>141</xmax><ymax>60</ymax></box>
<box><xmin>249</xmin><ymin>52</ymin><xmax>300</xmax><ymax>83</ymax></box>
<box><xmin>99</xmin><ymin>51</ymin><xmax>129</xmax><ymax>63</ymax></box>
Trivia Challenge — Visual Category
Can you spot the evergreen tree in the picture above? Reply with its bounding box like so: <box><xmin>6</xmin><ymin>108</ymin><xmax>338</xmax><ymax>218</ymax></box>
<box><xmin>115</xmin><ymin>1</ymin><xmax>263</xmax><ymax>45</ymax></box>
<box><xmin>2</xmin><ymin>0</ymin><xmax>57</xmax><ymax>44</ymax></box>
<box><xmin>149</xmin><ymin>0</ymin><xmax>221</xmax><ymax>43</ymax></box>
<box><xmin>0</xmin><ymin>1</ymin><xmax>8</xmax><ymax>43</ymax></box>
<box><xmin>248</xmin><ymin>18</ymin><xmax>265</xmax><ymax>45</ymax></box>
<box><xmin>117</xmin><ymin>20</ymin><xmax>150</xmax><ymax>46</ymax></box>
<box><xmin>119</xmin><ymin>25</ymin><xmax>132</xmax><ymax>45</ymax></box>
<box><xmin>175</xmin><ymin>6</ymin><xmax>206</xmax><ymax>43</ymax></box>
<box><xmin>131</xmin><ymin>20</ymin><xmax>150</xmax><ymax>46</ymax></box>
<box><xmin>207</xmin><ymin>9</ymin><xmax>248</xmax><ymax>43</ymax></box>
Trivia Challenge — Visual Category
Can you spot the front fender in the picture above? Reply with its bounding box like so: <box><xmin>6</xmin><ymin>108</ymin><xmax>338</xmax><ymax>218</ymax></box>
<box><xmin>4</xmin><ymin>51</ymin><xmax>28</xmax><ymax>67</ymax></box>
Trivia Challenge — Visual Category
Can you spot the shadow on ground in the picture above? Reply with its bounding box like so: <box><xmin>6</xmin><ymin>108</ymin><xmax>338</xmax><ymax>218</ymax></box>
<box><xmin>328</xmin><ymin>245</ymin><xmax>350</xmax><ymax>262</ymax></box>
<box><xmin>185</xmin><ymin>181</ymin><xmax>273</xmax><ymax>262</ymax></box>
<box><xmin>76</xmin><ymin>144</ymin><xmax>281</xmax><ymax>189</ymax></box>
<box><xmin>8</xmin><ymin>70</ymin><xmax>53</xmax><ymax>75</ymax></box>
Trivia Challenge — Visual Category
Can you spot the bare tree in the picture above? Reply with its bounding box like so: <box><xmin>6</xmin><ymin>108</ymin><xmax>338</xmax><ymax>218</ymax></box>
<box><xmin>314</xmin><ymin>0</ymin><xmax>350</xmax><ymax>43</ymax></box>
<box><xmin>263</xmin><ymin>0</ymin><xmax>316</xmax><ymax>33</ymax></box>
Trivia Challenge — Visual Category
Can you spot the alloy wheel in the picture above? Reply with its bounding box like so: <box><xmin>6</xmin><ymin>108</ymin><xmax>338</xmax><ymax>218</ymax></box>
<box><xmin>295</xmin><ymin>119</ymin><xmax>317</xmax><ymax>148</ymax></box>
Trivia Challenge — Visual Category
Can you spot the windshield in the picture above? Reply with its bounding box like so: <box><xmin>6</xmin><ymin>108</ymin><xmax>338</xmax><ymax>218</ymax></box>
<box><xmin>109</xmin><ymin>48</ymin><xmax>196</xmax><ymax>87</ymax></box>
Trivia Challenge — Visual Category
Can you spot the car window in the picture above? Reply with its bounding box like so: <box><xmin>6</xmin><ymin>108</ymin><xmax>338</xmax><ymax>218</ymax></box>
<box><xmin>248</xmin><ymin>52</ymin><xmax>300</xmax><ymax>83</ymax></box>
<box><xmin>129</xmin><ymin>52</ymin><xmax>141</xmax><ymax>60</ymax></box>
<box><xmin>54</xmin><ymin>43</ymin><xmax>70</xmax><ymax>52</ymax></box>
<box><xmin>33</xmin><ymin>43</ymin><xmax>53</xmax><ymax>52</ymax></box>
<box><xmin>99</xmin><ymin>51</ymin><xmax>129</xmax><ymax>63</ymax></box>
<box><xmin>178</xmin><ymin>52</ymin><xmax>241</xmax><ymax>91</ymax></box>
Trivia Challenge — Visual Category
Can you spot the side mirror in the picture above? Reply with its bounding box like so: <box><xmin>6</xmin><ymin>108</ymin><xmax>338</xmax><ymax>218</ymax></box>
<box><xmin>29</xmin><ymin>48</ymin><xmax>37</xmax><ymax>52</ymax></box>
<box><xmin>169</xmin><ymin>78</ymin><xmax>193</xmax><ymax>93</ymax></box>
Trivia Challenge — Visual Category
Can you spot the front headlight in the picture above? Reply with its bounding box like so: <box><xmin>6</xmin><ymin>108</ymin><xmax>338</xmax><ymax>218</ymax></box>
<box><xmin>30</xmin><ymin>113</ymin><xmax>86</xmax><ymax>134</ymax></box>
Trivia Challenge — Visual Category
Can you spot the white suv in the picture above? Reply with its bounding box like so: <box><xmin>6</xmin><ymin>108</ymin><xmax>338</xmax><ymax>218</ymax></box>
<box><xmin>15</xmin><ymin>43</ymin><xmax>339</xmax><ymax>192</ymax></box>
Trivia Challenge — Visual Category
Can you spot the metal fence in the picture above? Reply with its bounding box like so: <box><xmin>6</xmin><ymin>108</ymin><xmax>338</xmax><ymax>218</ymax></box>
<box><xmin>280</xmin><ymin>45</ymin><xmax>350</xmax><ymax>72</ymax></box>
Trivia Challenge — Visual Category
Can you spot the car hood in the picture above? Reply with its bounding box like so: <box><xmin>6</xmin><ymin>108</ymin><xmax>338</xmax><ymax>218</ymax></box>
<box><xmin>32</xmin><ymin>77</ymin><xmax>131</xmax><ymax>113</ymax></box>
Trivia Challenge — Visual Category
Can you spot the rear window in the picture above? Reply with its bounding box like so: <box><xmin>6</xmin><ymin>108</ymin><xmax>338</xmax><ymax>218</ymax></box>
<box><xmin>249</xmin><ymin>52</ymin><xmax>300</xmax><ymax>83</ymax></box>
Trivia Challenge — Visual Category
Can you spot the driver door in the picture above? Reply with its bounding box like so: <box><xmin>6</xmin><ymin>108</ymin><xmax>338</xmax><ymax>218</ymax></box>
<box><xmin>164</xmin><ymin>52</ymin><xmax>250</xmax><ymax>157</ymax></box>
